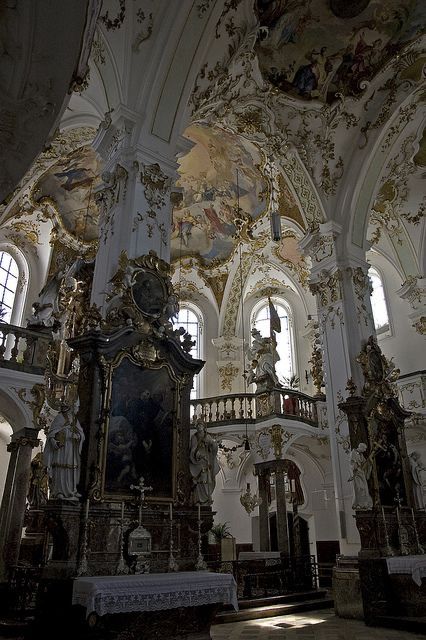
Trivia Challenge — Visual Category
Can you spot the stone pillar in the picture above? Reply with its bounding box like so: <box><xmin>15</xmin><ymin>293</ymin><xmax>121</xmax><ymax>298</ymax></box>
<box><xmin>91</xmin><ymin>116</ymin><xmax>179</xmax><ymax>308</ymax></box>
<box><xmin>275</xmin><ymin>465</ymin><xmax>290</xmax><ymax>555</ymax></box>
<box><xmin>255</xmin><ymin>467</ymin><xmax>270</xmax><ymax>551</ymax></box>
<box><xmin>300</xmin><ymin>222</ymin><xmax>376</xmax><ymax>554</ymax></box>
<box><xmin>0</xmin><ymin>428</ymin><xmax>40</xmax><ymax>580</ymax></box>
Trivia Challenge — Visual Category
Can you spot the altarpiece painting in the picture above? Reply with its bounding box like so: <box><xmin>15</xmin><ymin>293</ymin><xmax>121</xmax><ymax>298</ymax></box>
<box><xmin>103</xmin><ymin>356</ymin><xmax>176</xmax><ymax>499</ymax></box>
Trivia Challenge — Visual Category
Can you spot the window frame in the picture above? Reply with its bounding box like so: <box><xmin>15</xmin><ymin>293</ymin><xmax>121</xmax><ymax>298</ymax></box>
<box><xmin>174</xmin><ymin>302</ymin><xmax>204</xmax><ymax>399</ymax></box>
<box><xmin>368</xmin><ymin>266</ymin><xmax>391</xmax><ymax>338</ymax></box>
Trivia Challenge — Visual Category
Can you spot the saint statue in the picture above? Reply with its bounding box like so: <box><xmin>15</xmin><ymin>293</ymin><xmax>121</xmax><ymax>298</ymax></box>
<box><xmin>409</xmin><ymin>450</ymin><xmax>425</xmax><ymax>510</ymax></box>
<box><xmin>246</xmin><ymin>328</ymin><xmax>281</xmax><ymax>391</ymax></box>
<box><xmin>43</xmin><ymin>400</ymin><xmax>85</xmax><ymax>501</ymax></box>
<box><xmin>349</xmin><ymin>442</ymin><xmax>373</xmax><ymax>510</ymax></box>
<box><xmin>189</xmin><ymin>418</ymin><xmax>220</xmax><ymax>505</ymax></box>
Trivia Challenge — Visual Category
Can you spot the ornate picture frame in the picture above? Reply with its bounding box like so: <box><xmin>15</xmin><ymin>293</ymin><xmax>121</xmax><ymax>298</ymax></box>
<box><xmin>99</xmin><ymin>352</ymin><xmax>180</xmax><ymax>501</ymax></box>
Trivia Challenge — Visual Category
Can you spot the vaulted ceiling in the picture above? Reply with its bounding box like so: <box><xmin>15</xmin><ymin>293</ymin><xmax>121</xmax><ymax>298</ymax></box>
<box><xmin>0</xmin><ymin>0</ymin><xmax>424</xmax><ymax>296</ymax></box>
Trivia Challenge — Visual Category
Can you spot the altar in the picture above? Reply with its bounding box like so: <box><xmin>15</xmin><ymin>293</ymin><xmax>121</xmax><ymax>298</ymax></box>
<box><xmin>72</xmin><ymin>571</ymin><xmax>238</xmax><ymax>639</ymax></box>
<box><xmin>386</xmin><ymin>555</ymin><xmax>426</xmax><ymax>587</ymax></box>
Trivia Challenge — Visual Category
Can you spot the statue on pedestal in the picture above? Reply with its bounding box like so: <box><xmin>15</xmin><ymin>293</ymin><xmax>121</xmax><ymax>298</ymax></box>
<box><xmin>43</xmin><ymin>401</ymin><xmax>85</xmax><ymax>501</ymax></box>
<box><xmin>246</xmin><ymin>328</ymin><xmax>281</xmax><ymax>392</ymax></box>
<box><xmin>349</xmin><ymin>442</ymin><xmax>373</xmax><ymax>510</ymax></box>
<box><xmin>409</xmin><ymin>451</ymin><xmax>425</xmax><ymax>510</ymax></box>
<box><xmin>189</xmin><ymin>419</ymin><xmax>220</xmax><ymax>505</ymax></box>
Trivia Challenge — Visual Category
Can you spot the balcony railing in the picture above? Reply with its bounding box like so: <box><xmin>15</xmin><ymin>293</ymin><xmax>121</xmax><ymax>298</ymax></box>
<box><xmin>0</xmin><ymin>323</ymin><xmax>51</xmax><ymax>375</ymax></box>
<box><xmin>191</xmin><ymin>389</ymin><xmax>322</xmax><ymax>428</ymax></box>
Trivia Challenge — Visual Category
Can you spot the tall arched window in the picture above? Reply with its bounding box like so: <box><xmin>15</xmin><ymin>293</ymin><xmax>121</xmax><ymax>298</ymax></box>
<box><xmin>0</xmin><ymin>251</ymin><xmax>19</xmax><ymax>324</ymax></box>
<box><xmin>251</xmin><ymin>298</ymin><xmax>295</xmax><ymax>385</ymax></box>
<box><xmin>174</xmin><ymin>304</ymin><xmax>203</xmax><ymax>398</ymax></box>
<box><xmin>369</xmin><ymin>267</ymin><xmax>390</xmax><ymax>332</ymax></box>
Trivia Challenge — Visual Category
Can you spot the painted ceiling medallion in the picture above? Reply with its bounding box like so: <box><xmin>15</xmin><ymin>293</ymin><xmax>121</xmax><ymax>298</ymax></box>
<box><xmin>171</xmin><ymin>125</ymin><xmax>268</xmax><ymax>268</ymax></box>
<box><xmin>330</xmin><ymin>0</ymin><xmax>370</xmax><ymax>19</ymax></box>
<box><xmin>34</xmin><ymin>146</ymin><xmax>102</xmax><ymax>243</ymax></box>
<box><xmin>254</xmin><ymin>0</ymin><xmax>423</xmax><ymax>103</ymax></box>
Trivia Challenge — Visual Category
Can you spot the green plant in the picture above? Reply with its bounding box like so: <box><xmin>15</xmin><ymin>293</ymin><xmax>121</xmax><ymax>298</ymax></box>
<box><xmin>210</xmin><ymin>522</ymin><xmax>231</xmax><ymax>543</ymax></box>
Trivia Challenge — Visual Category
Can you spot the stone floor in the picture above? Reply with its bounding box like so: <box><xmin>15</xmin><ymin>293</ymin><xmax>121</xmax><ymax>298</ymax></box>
<box><xmin>211</xmin><ymin>610</ymin><xmax>425</xmax><ymax>640</ymax></box>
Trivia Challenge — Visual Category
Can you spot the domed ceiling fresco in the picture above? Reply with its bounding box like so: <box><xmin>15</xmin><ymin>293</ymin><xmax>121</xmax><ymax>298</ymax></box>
<box><xmin>254</xmin><ymin>0</ymin><xmax>425</xmax><ymax>102</ymax></box>
<box><xmin>33</xmin><ymin>146</ymin><xmax>102</xmax><ymax>243</ymax></box>
<box><xmin>171</xmin><ymin>125</ymin><xmax>268</xmax><ymax>267</ymax></box>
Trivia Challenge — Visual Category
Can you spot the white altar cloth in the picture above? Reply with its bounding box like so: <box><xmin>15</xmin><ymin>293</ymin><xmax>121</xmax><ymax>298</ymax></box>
<box><xmin>386</xmin><ymin>555</ymin><xmax>426</xmax><ymax>586</ymax></box>
<box><xmin>72</xmin><ymin>571</ymin><xmax>238</xmax><ymax>618</ymax></box>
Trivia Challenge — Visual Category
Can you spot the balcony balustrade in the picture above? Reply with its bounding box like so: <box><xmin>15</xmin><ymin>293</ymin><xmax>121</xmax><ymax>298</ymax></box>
<box><xmin>0</xmin><ymin>323</ymin><xmax>51</xmax><ymax>375</ymax></box>
<box><xmin>191</xmin><ymin>388</ymin><xmax>321</xmax><ymax>428</ymax></box>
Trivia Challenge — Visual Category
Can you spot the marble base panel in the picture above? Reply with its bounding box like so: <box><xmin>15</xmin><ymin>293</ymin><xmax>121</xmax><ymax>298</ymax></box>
<box><xmin>358</xmin><ymin>557</ymin><xmax>426</xmax><ymax>624</ymax></box>
<box><xmin>333</xmin><ymin>563</ymin><xmax>364</xmax><ymax>620</ymax></box>
<box><xmin>83</xmin><ymin>604</ymin><xmax>219</xmax><ymax>640</ymax></box>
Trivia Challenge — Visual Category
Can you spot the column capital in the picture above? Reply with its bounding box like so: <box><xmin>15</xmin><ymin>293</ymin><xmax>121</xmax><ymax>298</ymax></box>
<box><xmin>7</xmin><ymin>427</ymin><xmax>40</xmax><ymax>452</ymax></box>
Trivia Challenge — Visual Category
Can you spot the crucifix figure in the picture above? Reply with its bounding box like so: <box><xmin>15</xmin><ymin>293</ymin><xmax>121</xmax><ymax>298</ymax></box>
<box><xmin>130</xmin><ymin>476</ymin><xmax>153</xmax><ymax>526</ymax></box>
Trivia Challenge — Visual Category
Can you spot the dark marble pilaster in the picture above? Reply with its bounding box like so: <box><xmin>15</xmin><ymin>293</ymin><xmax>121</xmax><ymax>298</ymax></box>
<box><xmin>0</xmin><ymin>427</ymin><xmax>40</xmax><ymax>580</ymax></box>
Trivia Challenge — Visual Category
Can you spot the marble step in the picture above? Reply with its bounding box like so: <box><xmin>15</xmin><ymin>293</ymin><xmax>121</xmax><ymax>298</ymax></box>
<box><xmin>215</xmin><ymin>595</ymin><xmax>334</xmax><ymax>624</ymax></box>
<box><xmin>235</xmin><ymin>589</ymin><xmax>329</xmax><ymax>610</ymax></box>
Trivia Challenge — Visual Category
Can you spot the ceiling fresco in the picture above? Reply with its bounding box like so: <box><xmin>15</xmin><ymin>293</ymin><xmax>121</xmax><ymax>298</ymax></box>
<box><xmin>34</xmin><ymin>146</ymin><xmax>102</xmax><ymax>243</ymax></box>
<box><xmin>171</xmin><ymin>125</ymin><xmax>268</xmax><ymax>267</ymax></box>
<box><xmin>254</xmin><ymin>0</ymin><xmax>424</xmax><ymax>103</ymax></box>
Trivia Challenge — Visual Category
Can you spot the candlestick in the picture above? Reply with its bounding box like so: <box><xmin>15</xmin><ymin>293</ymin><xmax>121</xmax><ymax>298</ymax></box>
<box><xmin>121</xmin><ymin>501</ymin><xmax>124</xmax><ymax>521</ymax></box>
<box><xmin>169</xmin><ymin>503</ymin><xmax>173</xmax><ymax>521</ymax></box>
<box><xmin>198</xmin><ymin>503</ymin><xmax>201</xmax><ymax>522</ymax></box>
<box><xmin>85</xmin><ymin>498</ymin><xmax>90</xmax><ymax>520</ymax></box>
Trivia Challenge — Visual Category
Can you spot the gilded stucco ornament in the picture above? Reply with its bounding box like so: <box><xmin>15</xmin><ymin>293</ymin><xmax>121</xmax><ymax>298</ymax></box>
<box><xmin>350</xmin><ymin>266</ymin><xmax>373</xmax><ymax>326</ymax></box>
<box><xmin>357</xmin><ymin>335</ymin><xmax>400</xmax><ymax>411</ymax></box>
<box><xmin>309</xmin><ymin>329</ymin><xmax>325</xmax><ymax>398</ymax></box>
<box><xmin>218</xmin><ymin>362</ymin><xmax>239</xmax><ymax>392</ymax></box>
<box><xmin>13</xmin><ymin>384</ymin><xmax>47</xmax><ymax>430</ymax></box>
<box><xmin>97</xmin><ymin>164</ymin><xmax>128</xmax><ymax>245</ymax></box>
<box><xmin>104</xmin><ymin>250</ymin><xmax>180</xmax><ymax>340</ymax></box>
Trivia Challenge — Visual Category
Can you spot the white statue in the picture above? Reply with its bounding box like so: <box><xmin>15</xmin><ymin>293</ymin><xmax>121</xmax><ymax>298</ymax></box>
<box><xmin>349</xmin><ymin>442</ymin><xmax>373</xmax><ymax>510</ymax></box>
<box><xmin>409</xmin><ymin>450</ymin><xmax>425</xmax><ymax>510</ymax></box>
<box><xmin>43</xmin><ymin>400</ymin><xmax>85</xmax><ymax>501</ymax></box>
<box><xmin>189</xmin><ymin>419</ymin><xmax>220</xmax><ymax>505</ymax></box>
<box><xmin>246</xmin><ymin>328</ymin><xmax>281</xmax><ymax>391</ymax></box>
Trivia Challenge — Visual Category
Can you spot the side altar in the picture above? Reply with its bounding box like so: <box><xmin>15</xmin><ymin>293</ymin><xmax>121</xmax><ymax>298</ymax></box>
<box><xmin>28</xmin><ymin>252</ymin><xmax>225</xmax><ymax>638</ymax></box>
<box><xmin>336</xmin><ymin>336</ymin><xmax>426</xmax><ymax>624</ymax></box>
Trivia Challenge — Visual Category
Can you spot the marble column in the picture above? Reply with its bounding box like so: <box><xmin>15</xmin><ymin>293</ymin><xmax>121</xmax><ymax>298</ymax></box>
<box><xmin>300</xmin><ymin>222</ymin><xmax>376</xmax><ymax>554</ymax></box>
<box><xmin>0</xmin><ymin>428</ymin><xmax>40</xmax><ymax>580</ymax></box>
<box><xmin>255</xmin><ymin>468</ymin><xmax>270</xmax><ymax>551</ymax></box>
<box><xmin>275</xmin><ymin>466</ymin><xmax>290</xmax><ymax>556</ymax></box>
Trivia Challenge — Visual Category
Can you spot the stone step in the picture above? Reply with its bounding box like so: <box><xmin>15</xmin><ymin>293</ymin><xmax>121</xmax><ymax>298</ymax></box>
<box><xmin>233</xmin><ymin>589</ymin><xmax>329</xmax><ymax>610</ymax></box>
<box><xmin>215</xmin><ymin>596</ymin><xmax>334</xmax><ymax>624</ymax></box>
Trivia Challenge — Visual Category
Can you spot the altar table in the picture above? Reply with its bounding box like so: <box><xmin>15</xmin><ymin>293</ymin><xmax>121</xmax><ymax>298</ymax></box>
<box><xmin>386</xmin><ymin>555</ymin><xmax>426</xmax><ymax>586</ymax></box>
<box><xmin>72</xmin><ymin>571</ymin><xmax>238</xmax><ymax>618</ymax></box>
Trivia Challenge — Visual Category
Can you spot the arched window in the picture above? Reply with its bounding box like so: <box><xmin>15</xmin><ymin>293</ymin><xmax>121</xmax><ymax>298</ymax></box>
<box><xmin>0</xmin><ymin>251</ymin><xmax>19</xmax><ymax>324</ymax></box>
<box><xmin>369</xmin><ymin>267</ymin><xmax>390</xmax><ymax>332</ymax></box>
<box><xmin>174</xmin><ymin>304</ymin><xmax>203</xmax><ymax>398</ymax></box>
<box><xmin>251</xmin><ymin>298</ymin><xmax>295</xmax><ymax>385</ymax></box>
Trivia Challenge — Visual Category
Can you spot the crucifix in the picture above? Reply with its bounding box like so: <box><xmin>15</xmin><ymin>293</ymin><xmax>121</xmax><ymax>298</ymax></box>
<box><xmin>130</xmin><ymin>476</ymin><xmax>153</xmax><ymax>526</ymax></box>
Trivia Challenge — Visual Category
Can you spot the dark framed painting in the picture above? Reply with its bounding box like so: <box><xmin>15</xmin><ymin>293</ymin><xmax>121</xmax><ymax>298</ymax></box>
<box><xmin>131</xmin><ymin>270</ymin><xmax>166</xmax><ymax>317</ymax></box>
<box><xmin>103</xmin><ymin>356</ymin><xmax>177</xmax><ymax>500</ymax></box>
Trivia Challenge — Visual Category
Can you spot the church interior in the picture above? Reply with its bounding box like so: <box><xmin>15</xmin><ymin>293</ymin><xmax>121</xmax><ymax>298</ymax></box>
<box><xmin>0</xmin><ymin>1</ymin><xmax>425</xmax><ymax>638</ymax></box>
